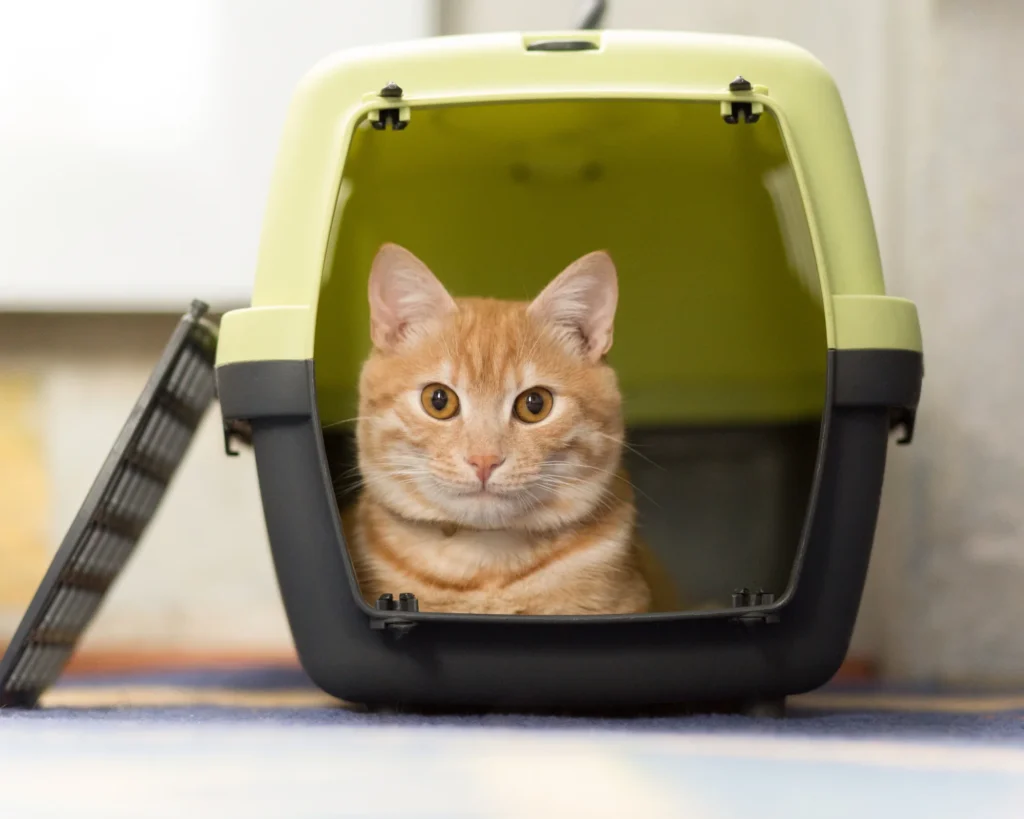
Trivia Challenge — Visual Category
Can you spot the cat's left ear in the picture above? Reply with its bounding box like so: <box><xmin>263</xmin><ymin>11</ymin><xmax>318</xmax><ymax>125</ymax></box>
<box><xmin>528</xmin><ymin>250</ymin><xmax>618</xmax><ymax>362</ymax></box>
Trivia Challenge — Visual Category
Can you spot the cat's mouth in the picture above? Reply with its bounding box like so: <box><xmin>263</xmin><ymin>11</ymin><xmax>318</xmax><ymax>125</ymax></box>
<box><xmin>437</xmin><ymin>477</ymin><xmax>551</xmax><ymax>506</ymax></box>
<box><xmin>450</xmin><ymin>484</ymin><xmax>521</xmax><ymax>500</ymax></box>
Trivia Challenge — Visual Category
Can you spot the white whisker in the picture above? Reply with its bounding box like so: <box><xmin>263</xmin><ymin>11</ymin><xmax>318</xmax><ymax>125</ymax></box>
<box><xmin>547</xmin><ymin>462</ymin><xmax>659</xmax><ymax>505</ymax></box>
<box><xmin>593</xmin><ymin>430</ymin><xmax>666</xmax><ymax>470</ymax></box>
<box><xmin>321</xmin><ymin>416</ymin><xmax>375</xmax><ymax>430</ymax></box>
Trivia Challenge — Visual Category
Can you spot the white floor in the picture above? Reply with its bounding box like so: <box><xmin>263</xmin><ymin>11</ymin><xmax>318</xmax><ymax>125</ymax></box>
<box><xmin>2</xmin><ymin>718</ymin><xmax>1023</xmax><ymax>818</ymax></box>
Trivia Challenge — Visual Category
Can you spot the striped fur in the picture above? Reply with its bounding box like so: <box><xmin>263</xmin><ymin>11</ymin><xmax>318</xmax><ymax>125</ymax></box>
<box><xmin>342</xmin><ymin>245</ymin><xmax>673</xmax><ymax>615</ymax></box>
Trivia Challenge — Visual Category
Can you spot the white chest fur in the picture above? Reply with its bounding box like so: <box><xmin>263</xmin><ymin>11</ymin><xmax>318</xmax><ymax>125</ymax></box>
<box><xmin>393</xmin><ymin>524</ymin><xmax>537</xmax><ymax>580</ymax></box>
<box><xmin>354</xmin><ymin>498</ymin><xmax>645</xmax><ymax>615</ymax></box>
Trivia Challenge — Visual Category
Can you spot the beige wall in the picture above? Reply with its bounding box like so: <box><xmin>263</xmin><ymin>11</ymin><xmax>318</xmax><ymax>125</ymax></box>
<box><xmin>0</xmin><ymin>315</ymin><xmax>291</xmax><ymax>654</ymax></box>
<box><xmin>866</xmin><ymin>0</ymin><xmax>1024</xmax><ymax>684</ymax></box>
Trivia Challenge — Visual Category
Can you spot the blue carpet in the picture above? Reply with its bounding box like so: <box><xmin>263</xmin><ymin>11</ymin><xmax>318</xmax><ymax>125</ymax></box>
<box><xmin>4</xmin><ymin>667</ymin><xmax>1024</xmax><ymax>817</ymax></box>
<box><xmin>2</xmin><ymin>665</ymin><xmax>1022</xmax><ymax>742</ymax></box>
<box><xmin>6</xmin><ymin>702</ymin><xmax>1024</xmax><ymax>747</ymax></box>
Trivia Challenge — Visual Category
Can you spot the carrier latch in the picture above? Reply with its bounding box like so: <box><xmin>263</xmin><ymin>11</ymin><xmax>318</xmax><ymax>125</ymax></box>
<box><xmin>730</xmin><ymin>588</ymin><xmax>780</xmax><ymax>624</ymax></box>
<box><xmin>890</xmin><ymin>407</ymin><xmax>917</xmax><ymax>445</ymax></box>
<box><xmin>222</xmin><ymin>418</ymin><xmax>252</xmax><ymax>456</ymax></box>
<box><xmin>368</xmin><ymin>82</ymin><xmax>410</xmax><ymax>131</ymax></box>
<box><xmin>722</xmin><ymin>76</ymin><xmax>765</xmax><ymax>124</ymax></box>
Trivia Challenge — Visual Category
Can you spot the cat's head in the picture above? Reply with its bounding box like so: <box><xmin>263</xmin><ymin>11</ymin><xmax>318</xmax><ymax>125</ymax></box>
<box><xmin>355</xmin><ymin>243</ymin><xmax>624</xmax><ymax>532</ymax></box>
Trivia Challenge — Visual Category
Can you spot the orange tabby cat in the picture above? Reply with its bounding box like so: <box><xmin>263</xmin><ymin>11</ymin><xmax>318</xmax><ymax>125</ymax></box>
<box><xmin>342</xmin><ymin>243</ymin><xmax>674</xmax><ymax>615</ymax></box>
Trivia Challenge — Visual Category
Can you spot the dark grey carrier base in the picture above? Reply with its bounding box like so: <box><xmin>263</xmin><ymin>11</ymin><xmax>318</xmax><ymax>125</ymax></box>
<box><xmin>217</xmin><ymin>349</ymin><xmax>922</xmax><ymax>710</ymax></box>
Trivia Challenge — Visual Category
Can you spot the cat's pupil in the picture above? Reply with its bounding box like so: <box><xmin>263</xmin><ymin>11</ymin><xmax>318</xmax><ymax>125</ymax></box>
<box><xmin>431</xmin><ymin>389</ymin><xmax>448</xmax><ymax>411</ymax></box>
<box><xmin>525</xmin><ymin>392</ymin><xmax>544</xmax><ymax>414</ymax></box>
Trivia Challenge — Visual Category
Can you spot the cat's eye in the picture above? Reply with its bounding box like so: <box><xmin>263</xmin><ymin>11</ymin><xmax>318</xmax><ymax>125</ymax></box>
<box><xmin>421</xmin><ymin>383</ymin><xmax>460</xmax><ymax>420</ymax></box>
<box><xmin>513</xmin><ymin>387</ymin><xmax>554</xmax><ymax>423</ymax></box>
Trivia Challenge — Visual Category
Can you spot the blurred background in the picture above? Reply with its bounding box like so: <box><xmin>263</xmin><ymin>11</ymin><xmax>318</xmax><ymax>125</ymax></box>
<box><xmin>0</xmin><ymin>0</ymin><xmax>1019</xmax><ymax>684</ymax></box>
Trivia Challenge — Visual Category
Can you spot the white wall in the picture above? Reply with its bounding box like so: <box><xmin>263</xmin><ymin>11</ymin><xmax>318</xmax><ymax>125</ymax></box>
<box><xmin>0</xmin><ymin>0</ymin><xmax>436</xmax><ymax>311</ymax></box>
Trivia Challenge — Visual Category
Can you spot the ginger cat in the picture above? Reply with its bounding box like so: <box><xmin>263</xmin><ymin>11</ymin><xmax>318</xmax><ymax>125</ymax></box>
<box><xmin>341</xmin><ymin>243</ymin><xmax>676</xmax><ymax>615</ymax></box>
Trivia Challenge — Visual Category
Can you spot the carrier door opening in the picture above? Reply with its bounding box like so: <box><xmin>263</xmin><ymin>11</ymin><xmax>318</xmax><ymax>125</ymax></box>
<box><xmin>317</xmin><ymin>98</ymin><xmax>827</xmax><ymax>617</ymax></box>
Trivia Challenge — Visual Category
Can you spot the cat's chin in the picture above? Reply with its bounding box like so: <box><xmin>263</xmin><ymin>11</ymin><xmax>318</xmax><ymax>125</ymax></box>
<box><xmin>423</xmin><ymin>490</ymin><xmax>598</xmax><ymax>533</ymax></box>
<box><xmin>365</xmin><ymin>476</ymin><xmax>600</xmax><ymax>532</ymax></box>
<box><xmin>430</xmin><ymin>490</ymin><xmax>533</xmax><ymax>530</ymax></box>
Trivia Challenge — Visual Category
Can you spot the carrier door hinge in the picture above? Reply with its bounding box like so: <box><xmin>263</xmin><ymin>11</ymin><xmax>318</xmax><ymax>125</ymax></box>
<box><xmin>722</xmin><ymin>76</ymin><xmax>767</xmax><ymax>124</ymax></box>
<box><xmin>366</xmin><ymin>82</ymin><xmax>410</xmax><ymax>131</ymax></box>
<box><xmin>369</xmin><ymin>618</ymin><xmax>417</xmax><ymax>635</ymax></box>
<box><xmin>370</xmin><ymin>593</ymin><xmax>420</xmax><ymax>635</ymax></box>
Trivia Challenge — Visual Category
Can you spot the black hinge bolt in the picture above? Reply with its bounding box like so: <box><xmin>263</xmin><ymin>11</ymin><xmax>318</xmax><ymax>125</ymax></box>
<box><xmin>724</xmin><ymin>76</ymin><xmax>760</xmax><ymax>124</ymax></box>
<box><xmin>732</xmin><ymin>588</ymin><xmax>775</xmax><ymax>607</ymax></box>
<box><xmin>376</xmin><ymin>592</ymin><xmax>419</xmax><ymax>612</ymax></box>
<box><xmin>731</xmin><ymin>588</ymin><xmax>780</xmax><ymax>624</ymax></box>
<box><xmin>372</xmin><ymin>82</ymin><xmax>407</xmax><ymax>131</ymax></box>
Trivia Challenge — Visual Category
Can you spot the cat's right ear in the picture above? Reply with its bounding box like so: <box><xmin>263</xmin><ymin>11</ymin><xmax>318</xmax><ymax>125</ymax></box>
<box><xmin>368</xmin><ymin>243</ymin><xmax>457</xmax><ymax>350</ymax></box>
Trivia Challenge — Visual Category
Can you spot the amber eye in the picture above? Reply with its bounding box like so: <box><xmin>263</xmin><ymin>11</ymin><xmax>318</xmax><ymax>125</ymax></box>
<box><xmin>513</xmin><ymin>387</ymin><xmax>554</xmax><ymax>423</ymax></box>
<box><xmin>421</xmin><ymin>383</ymin><xmax>460</xmax><ymax>420</ymax></box>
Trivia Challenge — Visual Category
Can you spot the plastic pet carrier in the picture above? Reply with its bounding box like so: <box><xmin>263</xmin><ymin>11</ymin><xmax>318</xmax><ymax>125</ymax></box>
<box><xmin>1</xmin><ymin>23</ymin><xmax>922</xmax><ymax>713</ymax></box>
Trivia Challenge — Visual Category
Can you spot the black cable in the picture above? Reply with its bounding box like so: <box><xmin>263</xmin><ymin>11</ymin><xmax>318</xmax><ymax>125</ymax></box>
<box><xmin>577</xmin><ymin>0</ymin><xmax>607</xmax><ymax>29</ymax></box>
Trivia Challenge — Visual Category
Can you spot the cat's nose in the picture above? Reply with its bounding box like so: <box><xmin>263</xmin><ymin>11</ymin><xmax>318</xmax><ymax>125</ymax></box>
<box><xmin>466</xmin><ymin>454</ymin><xmax>505</xmax><ymax>485</ymax></box>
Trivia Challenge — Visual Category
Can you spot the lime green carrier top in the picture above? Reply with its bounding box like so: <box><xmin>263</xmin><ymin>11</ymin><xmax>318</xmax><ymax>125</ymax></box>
<box><xmin>215</xmin><ymin>30</ymin><xmax>921</xmax><ymax>427</ymax></box>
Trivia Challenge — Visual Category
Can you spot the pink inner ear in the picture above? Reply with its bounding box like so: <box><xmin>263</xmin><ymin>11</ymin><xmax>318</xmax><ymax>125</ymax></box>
<box><xmin>368</xmin><ymin>243</ymin><xmax>456</xmax><ymax>350</ymax></box>
<box><xmin>528</xmin><ymin>250</ymin><xmax>619</xmax><ymax>362</ymax></box>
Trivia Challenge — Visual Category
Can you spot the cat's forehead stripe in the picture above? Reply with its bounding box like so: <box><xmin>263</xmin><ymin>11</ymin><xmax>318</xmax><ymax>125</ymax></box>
<box><xmin>444</xmin><ymin>299</ymin><xmax>535</xmax><ymax>390</ymax></box>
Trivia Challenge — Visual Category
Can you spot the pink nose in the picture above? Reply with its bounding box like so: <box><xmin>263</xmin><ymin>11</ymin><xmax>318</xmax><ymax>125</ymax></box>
<box><xmin>466</xmin><ymin>454</ymin><xmax>505</xmax><ymax>485</ymax></box>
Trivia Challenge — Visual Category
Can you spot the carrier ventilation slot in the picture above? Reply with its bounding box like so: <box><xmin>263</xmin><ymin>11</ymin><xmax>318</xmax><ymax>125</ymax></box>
<box><xmin>0</xmin><ymin>301</ymin><xmax>219</xmax><ymax>708</ymax></box>
<box><xmin>523</xmin><ymin>1</ymin><xmax>605</xmax><ymax>52</ymax></box>
<box><xmin>526</xmin><ymin>39</ymin><xmax>599</xmax><ymax>52</ymax></box>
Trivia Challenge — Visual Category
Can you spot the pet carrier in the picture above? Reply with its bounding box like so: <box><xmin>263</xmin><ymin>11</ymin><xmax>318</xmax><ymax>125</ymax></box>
<box><xmin>2</xmin><ymin>24</ymin><xmax>922</xmax><ymax>713</ymax></box>
<box><xmin>213</xmin><ymin>29</ymin><xmax>922</xmax><ymax>710</ymax></box>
